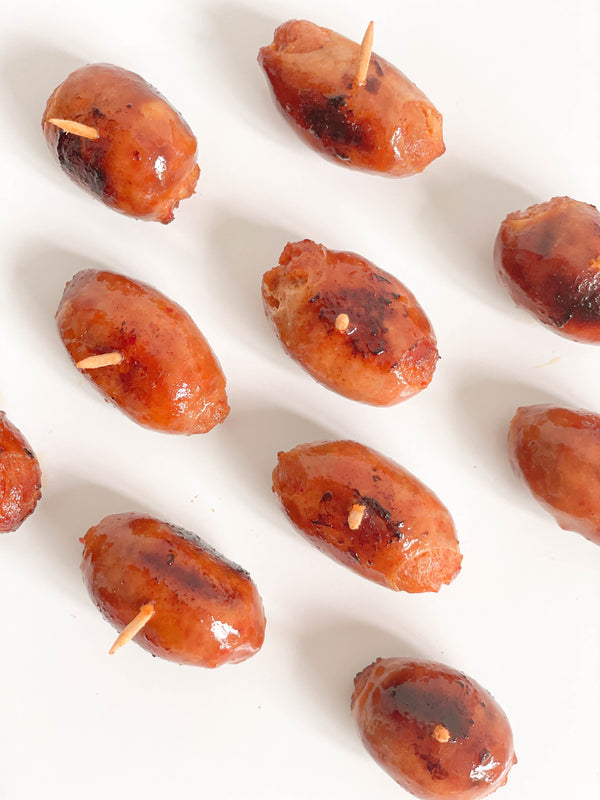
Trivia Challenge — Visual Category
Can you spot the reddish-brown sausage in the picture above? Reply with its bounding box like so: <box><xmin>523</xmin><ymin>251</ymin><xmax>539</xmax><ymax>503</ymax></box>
<box><xmin>56</xmin><ymin>270</ymin><xmax>229</xmax><ymax>434</ymax></box>
<box><xmin>272</xmin><ymin>440</ymin><xmax>461</xmax><ymax>593</ymax></box>
<box><xmin>42</xmin><ymin>63</ymin><xmax>199</xmax><ymax>222</ymax></box>
<box><xmin>352</xmin><ymin>658</ymin><xmax>516</xmax><ymax>800</ymax></box>
<box><xmin>81</xmin><ymin>513</ymin><xmax>266</xmax><ymax>667</ymax></box>
<box><xmin>258</xmin><ymin>20</ymin><xmax>445</xmax><ymax>176</ymax></box>
<box><xmin>509</xmin><ymin>404</ymin><xmax>600</xmax><ymax>544</ymax></box>
<box><xmin>494</xmin><ymin>196</ymin><xmax>600</xmax><ymax>342</ymax></box>
<box><xmin>262</xmin><ymin>240</ymin><xmax>438</xmax><ymax>406</ymax></box>
<box><xmin>0</xmin><ymin>412</ymin><xmax>42</xmax><ymax>532</ymax></box>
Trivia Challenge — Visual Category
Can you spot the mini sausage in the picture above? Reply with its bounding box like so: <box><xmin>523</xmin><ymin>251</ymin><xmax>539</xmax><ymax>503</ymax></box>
<box><xmin>494</xmin><ymin>196</ymin><xmax>600</xmax><ymax>343</ymax></box>
<box><xmin>56</xmin><ymin>270</ymin><xmax>229</xmax><ymax>434</ymax></box>
<box><xmin>258</xmin><ymin>20</ymin><xmax>445</xmax><ymax>176</ymax></box>
<box><xmin>42</xmin><ymin>63</ymin><xmax>199</xmax><ymax>222</ymax></box>
<box><xmin>81</xmin><ymin>513</ymin><xmax>266</xmax><ymax>667</ymax></box>
<box><xmin>262</xmin><ymin>240</ymin><xmax>438</xmax><ymax>405</ymax></box>
<box><xmin>272</xmin><ymin>440</ymin><xmax>461</xmax><ymax>593</ymax></box>
<box><xmin>509</xmin><ymin>404</ymin><xmax>600</xmax><ymax>545</ymax></box>
<box><xmin>352</xmin><ymin>658</ymin><xmax>516</xmax><ymax>800</ymax></box>
<box><xmin>0</xmin><ymin>412</ymin><xmax>42</xmax><ymax>532</ymax></box>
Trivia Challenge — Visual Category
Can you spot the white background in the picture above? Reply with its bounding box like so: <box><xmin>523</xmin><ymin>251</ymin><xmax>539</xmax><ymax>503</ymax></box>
<box><xmin>1</xmin><ymin>1</ymin><xmax>599</xmax><ymax>798</ymax></box>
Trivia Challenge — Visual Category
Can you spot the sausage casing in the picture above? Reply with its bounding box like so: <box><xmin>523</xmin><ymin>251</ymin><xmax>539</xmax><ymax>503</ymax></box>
<box><xmin>42</xmin><ymin>63</ymin><xmax>199</xmax><ymax>222</ymax></box>
<box><xmin>56</xmin><ymin>270</ymin><xmax>229</xmax><ymax>434</ymax></box>
<box><xmin>352</xmin><ymin>658</ymin><xmax>516</xmax><ymax>800</ymax></box>
<box><xmin>262</xmin><ymin>240</ymin><xmax>438</xmax><ymax>406</ymax></box>
<box><xmin>81</xmin><ymin>513</ymin><xmax>266</xmax><ymax>667</ymax></box>
<box><xmin>0</xmin><ymin>413</ymin><xmax>42</xmax><ymax>533</ymax></box>
<box><xmin>272</xmin><ymin>440</ymin><xmax>461</xmax><ymax>593</ymax></box>
<box><xmin>494</xmin><ymin>196</ymin><xmax>600</xmax><ymax>343</ymax></box>
<box><xmin>509</xmin><ymin>404</ymin><xmax>600</xmax><ymax>544</ymax></box>
<box><xmin>258</xmin><ymin>20</ymin><xmax>445</xmax><ymax>176</ymax></box>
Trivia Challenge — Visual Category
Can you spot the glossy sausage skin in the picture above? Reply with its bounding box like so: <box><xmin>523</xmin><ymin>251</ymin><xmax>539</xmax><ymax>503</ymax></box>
<box><xmin>81</xmin><ymin>513</ymin><xmax>266</xmax><ymax>667</ymax></box>
<box><xmin>272</xmin><ymin>440</ymin><xmax>461</xmax><ymax>592</ymax></box>
<box><xmin>0</xmin><ymin>413</ymin><xmax>42</xmax><ymax>532</ymax></box>
<box><xmin>42</xmin><ymin>63</ymin><xmax>199</xmax><ymax>222</ymax></box>
<box><xmin>352</xmin><ymin>658</ymin><xmax>516</xmax><ymax>800</ymax></box>
<box><xmin>494</xmin><ymin>196</ymin><xmax>600</xmax><ymax>342</ymax></box>
<box><xmin>258</xmin><ymin>20</ymin><xmax>444</xmax><ymax>176</ymax></box>
<box><xmin>56</xmin><ymin>270</ymin><xmax>229</xmax><ymax>434</ymax></box>
<box><xmin>263</xmin><ymin>240</ymin><xmax>438</xmax><ymax>405</ymax></box>
<box><xmin>509</xmin><ymin>404</ymin><xmax>600</xmax><ymax>544</ymax></box>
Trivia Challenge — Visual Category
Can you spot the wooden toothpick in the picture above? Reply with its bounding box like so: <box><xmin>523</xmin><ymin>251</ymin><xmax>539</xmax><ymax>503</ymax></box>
<box><xmin>348</xmin><ymin>503</ymin><xmax>367</xmax><ymax>530</ymax></box>
<box><xmin>109</xmin><ymin>603</ymin><xmax>156</xmax><ymax>655</ymax></box>
<box><xmin>76</xmin><ymin>352</ymin><xmax>123</xmax><ymax>370</ymax></box>
<box><xmin>335</xmin><ymin>313</ymin><xmax>350</xmax><ymax>332</ymax></box>
<box><xmin>48</xmin><ymin>118</ymin><xmax>99</xmax><ymax>140</ymax></box>
<box><xmin>354</xmin><ymin>21</ymin><xmax>375</xmax><ymax>88</ymax></box>
<box><xmin>432</xmin><ymin>724</ymin><xmax>451</xmax><ymax>743</ymax></box>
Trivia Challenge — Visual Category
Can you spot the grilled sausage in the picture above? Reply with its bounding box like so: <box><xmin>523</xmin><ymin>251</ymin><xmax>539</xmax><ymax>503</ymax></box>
<box><xmin>262</xmin><ymin>240</ymin><xmax>438</xmax><ymax>406</ymax></box>
<box><xmin>56</xmin><ymin>270</ymin><xmax>229</xmax><ymax>434</ymax></box>
<box><xmin>42</xmin><ymin>63</ymin><xmax>199</xmax><ymax>222</ymax></box>
<box><xmin>509</xmin><ymin>404</ymin><xmax>600</xmax><ymax>544</ymax></box>
<box><xmin>352</xmin><ymin>658</ymin><xmax>516</xmax><ymax>800</ymax></box>
<box><xmin>81</xmin><ymin>513</ymin><xmax>266</xmax><ymax>667</ymax></box>
<box><xmin>494</xmin><ymin>196</ymin><xmax>600</xmax><ymax>342</ymax></box>
<box><xmin>258</xmin><ymin>20</ymin><xmax>445</xmax><ymax>176</ymax></box>
<box><xmin>0</xmin><ymin>412</ymin><xmax>42</xmax><ymax>532</ymax></box>
<box><xmin>272</xmin><ymin>440</ymin><xmax>461</xmax><ymax>593</ymax></box>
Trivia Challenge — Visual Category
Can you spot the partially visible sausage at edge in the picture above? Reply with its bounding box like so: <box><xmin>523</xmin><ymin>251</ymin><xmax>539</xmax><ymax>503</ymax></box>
<box><xmin>0</xmin><ymin>412</ymin><xmax>42</xmax><ymax>533</ymax></box>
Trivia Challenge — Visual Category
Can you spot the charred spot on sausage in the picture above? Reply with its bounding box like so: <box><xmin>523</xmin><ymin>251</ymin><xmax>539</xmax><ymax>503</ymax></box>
<box><xmin>298</xmin><ymin>93</ymin><xmax>364</xmax><ymax>147</ymax></box>
<box><xmin>57</xmin><ymin>131</ymin><xmax>106</xmax><ymax>197</ymax></box>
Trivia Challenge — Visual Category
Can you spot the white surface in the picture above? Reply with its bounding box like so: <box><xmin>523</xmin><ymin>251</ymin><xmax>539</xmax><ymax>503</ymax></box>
<box><xmin>1</xmin><ymin>1</ymin><xmax>599</xmax><ymax>798</ymax></box>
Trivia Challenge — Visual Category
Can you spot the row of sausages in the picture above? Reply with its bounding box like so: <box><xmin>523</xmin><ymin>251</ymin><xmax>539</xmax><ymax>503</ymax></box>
<box><xmin>2</xmin><ymin>14</ymin><xmax>596</xmax><ymax>800</ymax></box>
<box><xmin>41</xmin><ymin>20</ymin><xmax>600</xmax><ymax>348</ymax></box>
<box><xmin>41</xmin><ymin>19</ymin><xmax>447</xmax><ymax>227</ymax></box>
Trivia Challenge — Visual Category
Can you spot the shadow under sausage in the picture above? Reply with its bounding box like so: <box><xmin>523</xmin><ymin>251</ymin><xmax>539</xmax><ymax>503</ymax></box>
<box><xmin>0</xmin><ymin>38</ymin><xmax>81</xmax><ymax>174</ymax></box>
<box><xmin>206</xmin><ymin>2</ymin><xmax>281</xmax><ymax>134</ymax></box>
<box><xmin>32</xmin><ymin>480</ymin><xmax>150</xmax><ymax>604</ymax></box>
<box><xmin>207</xmin><ymin>213</ymin><xmax>299</xmax><ymax>356</ymax></box>
<box><xmin>297</xmin><ymin>618</ymin><xmax>427</xmax><ymax>746</ymax></box>
<box><xmin>10</xmin><ymin>241</ymin><xmax>108</xmax><ymax>368</ymax></box>
<box><xmin>452</xmin><ymin>375</ymin><xmax>567</xmax><ymax>492</ymax></box>
<box><xmin>420</xmin><ymin>159</ymin><xmax>538</xmax><ymax>310</ymax></box>
<box><xmin>217</xmin><ymin>404</ymin><xmax>337</xmax><ymax>520</ymax></box>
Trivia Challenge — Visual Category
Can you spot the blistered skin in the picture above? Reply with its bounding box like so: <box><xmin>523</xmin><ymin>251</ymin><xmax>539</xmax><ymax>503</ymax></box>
<box><xmin>494</xmin><ymin>196</ymin><xmax>600</xmax><ymax>342</ymax></box>
<box><xmin>258</xmin><ymin>20</ymin><xmax>445</xmax><ymax>176</ymax></box>
<box><xmin>263</xmin><ymin>241</ymin><xmax>438</xmax><ymax>405</ymax></box>
<box><xmin>56</xmin><ymin>270</ymin><xmax>229</xmax><ymax>434</ymax></box>
<box><xmin>81</xmin><ymin>513</ymin><xmax>266</xmax><ymax>667</ymax></box>
<box><xmin>509</xmin><ymin>404</ymin><xmax>600</xmax><ymax>544</ymax></box>
<box><xmin>42</xmin><ymin>64</ymin><xmax>199</xmax><ymax>222</ymax></box>
<box><xmin>272</xmin><ymin>440</ymin><xmax>461</xmax><ymax>592</ymax></box>
<box><xmin>0</xmin><ymin>413</ymin><xmax>42</xmax><ymax>533</ymax></box>
<box><xmin>352</xmin><ymin>658</ymin><xmax>516</xmax><ymax>800</ymax></box>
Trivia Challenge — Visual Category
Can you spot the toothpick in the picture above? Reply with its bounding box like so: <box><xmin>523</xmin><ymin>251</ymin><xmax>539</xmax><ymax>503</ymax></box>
<box><xmin>76</xmin><ymin>352</ymin><xmax>123</xmax><ymax>369</ymax></box>
<box><xmin>354</xmin><ymin>21</ymin><xmax>375</xmax><ymax>88</ymax></box>
<box><xmin>335</xmin><ymin>313</ymin><xmax>350</xmax><ymax>332</ymax></box>
<box><xmin>109</xmin><ymin>603</ymin><xmax>156</xmax><ymax>655</ymax></box>
<box><xmin>432</xmin><ymin>724</ymin><xmax>451</xmax><ymax>743</ymax></box>
<box><xmin>48</xmin><ymin>118</ymin><xmax>99</xmax><ymax>139</ymax></box>
<box><xmin>348</xmin><ymin>503</ymin><xmax>367</xmax><ymax>530</ymax></box>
